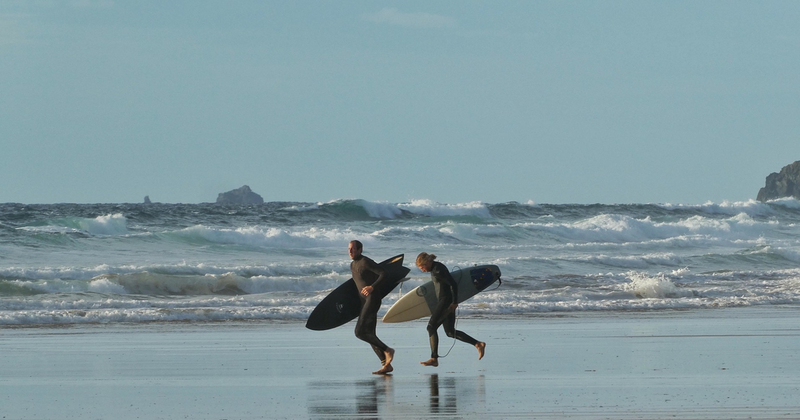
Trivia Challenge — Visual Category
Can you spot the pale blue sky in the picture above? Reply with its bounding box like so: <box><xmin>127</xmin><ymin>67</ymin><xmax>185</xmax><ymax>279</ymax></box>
<box><xmin>2</xmin><ymin>1</ymin><xmax>798</xmax><ymax>204</ymax></box>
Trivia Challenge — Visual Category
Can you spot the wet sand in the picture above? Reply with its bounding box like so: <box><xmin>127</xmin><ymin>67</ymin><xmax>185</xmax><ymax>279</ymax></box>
<box><xmin>2</xmin><ymin>306</ymin><xmax>800</xmax><ymax>419</ymax></box>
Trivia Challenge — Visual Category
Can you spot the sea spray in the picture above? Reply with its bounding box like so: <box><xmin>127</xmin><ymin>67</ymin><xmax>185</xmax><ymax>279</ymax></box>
<box><xmin>623</xmin><ymin>272</ymin><xmax>693</xmax><ymax>299</ymax></box>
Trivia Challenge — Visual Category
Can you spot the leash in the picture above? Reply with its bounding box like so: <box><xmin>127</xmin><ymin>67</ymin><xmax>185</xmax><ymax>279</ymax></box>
<box><xmin>438</xmin><ymin>265</ymin><xmax>463</xmax><ymax>358</ymax></box>
<box><xmin>438</xmin><ymin>264</ymin><xmax>502</xmax><ymax>358</ymax></box>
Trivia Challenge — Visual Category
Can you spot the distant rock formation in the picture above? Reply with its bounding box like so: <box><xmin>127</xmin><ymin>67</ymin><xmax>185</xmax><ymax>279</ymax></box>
<box><xmin>144</xmin><ymin>196</ymin><xmax>152</xmax><ymax>204</ymax></box>
<box><xmin>216</xmin><ymin>185</ymin><xmax>264</xmax><ymax>205</ymax></box>
<box><xmin>757</xmin><ymin>161</ymin><xmax>800</xmax><ymax>202</ymax></box>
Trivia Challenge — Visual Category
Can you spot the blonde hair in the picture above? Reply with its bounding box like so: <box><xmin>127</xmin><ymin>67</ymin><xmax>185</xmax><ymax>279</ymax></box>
<box><xmin>416</xmin><ymin>252</ymin><xmax>437</xmax><ymax>267</ymax></box>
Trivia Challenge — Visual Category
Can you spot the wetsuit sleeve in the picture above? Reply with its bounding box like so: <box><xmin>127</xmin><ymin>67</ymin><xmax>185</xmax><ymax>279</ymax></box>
<box><xmin>364</xmin><ymin>257</ymin><xmax>388</xmax><ymax>291</ymax></box>
<box><xmin>435</xmin><ymin>263</ymin><xmax>458</xmax><ymax>302</ymax></box>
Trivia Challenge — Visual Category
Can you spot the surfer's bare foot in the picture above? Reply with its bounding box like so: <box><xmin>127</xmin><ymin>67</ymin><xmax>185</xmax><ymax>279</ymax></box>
<box><xmin>420</xmin><ymin>358</ymin><xmax>438</xmax><ymax>367</ymax></box>
<box><xmin>373</xmin><ymin>363</ymin><xmax>393</xmax><ymax>375</ymax></box>
<box><xmin>476</xmin><ymin>342</ymin><xmax>486</xmax><ymax>360</ymax></box>
<box><xmin>384</xmin><ymin>347</ymin><xmax>395</xmax><ymax>366</ymax></box>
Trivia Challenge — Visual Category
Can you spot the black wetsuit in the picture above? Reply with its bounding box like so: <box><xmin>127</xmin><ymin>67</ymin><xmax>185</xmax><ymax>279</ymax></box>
<box><xmin>427</xmin><ymin>261</ymin><xmax>479</xmax><ymax>358</ymax></box>
<box><xmin>351</xmin><ymin>255</ymin><xmax>390</xmax><ymax>362</ymax></box>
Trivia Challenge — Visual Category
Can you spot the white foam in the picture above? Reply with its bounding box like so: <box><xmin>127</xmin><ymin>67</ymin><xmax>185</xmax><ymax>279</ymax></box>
<box><xmin>177</xmin><ymin>225</ymin><xmax>352</xmax><ymax>248</ymax></box>
<box><xmin>766</xmin><ymin>197</ymin><xmax>800</xmax><ymax>209</ymax></box>
<box><xmin>282</xmin><ymin>203</ymin><xmax>320</xmax><ymax>212</ymax></box>
<box><xmin>658</xmin><ymin>199</ymin><xmax>800</xmax><ymax>217</ymax></box>
<box><xmin>437</xmin><ymin>222</ymin><xmax>507</xmax><ymax>241</ymax></box>
<box><xmin>17</xmin><ymin>225</ymin><xmax>83</xmax><ymax>234</ymax></box>
<box><xmin>15</xmin><ymin>213</ymin><xmax>129</xmax><ymax>236</ymax></box>
<box><xmin>516</xmin><ymin>212</ymin><xmax>773</xmax><ymax>244</ymax></box>
<box><xmin>4</xmin><ymin>268</ymin><xmax>800</xmax><ymax>324</ymax></box>
<box><xmin>398</xmin><ymin>199</ymin><xmax>492</xmax><ymax>218</ymax></box>
<box><xmin>356</xmin><ymin>200</ymin><xmax>406</xmax><ymax>218</ymax></box>
<box><xmin>313</xmin><ymin>199</ymin><xmax>493</xmax><ymax>219</ymax></box>
<box><xmin>88</xmin><ymin>277</ymin><xmax>128</xmax><ymax>294</ymax></box>
<box><xmin>0</xmin><ymin>260</ymin><xmax>349</xmax><ymax>284</ymax></box>
<box><xmin>0</xmin><ymin>303</ymin><xmax>318</xmax><ymax>325</ymax></box>
<box><xmin>79</xmin><ymin>213</ymin><xmax>128</xmax><ymax>235</ymax></box>
<box><xmin>622</xmin><ymin>272</ymin><xmax>694</xmax><ymax>299</ymax></box>
<box><xmin>771</xmin><ymin>247</ymin><xmax>800</xmax><ymax>263</ymax></box>
<box><xmin>285</xmin><ymin>199</ymin><xmax>406</xmax><ymax>218</ymax></box>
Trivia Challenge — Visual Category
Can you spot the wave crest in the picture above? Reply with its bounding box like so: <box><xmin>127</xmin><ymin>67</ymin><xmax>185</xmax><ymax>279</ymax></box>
<box><xmin>173</xmin><ymin>225</ymin><xmax>350</xmax><ymax>248</ymax></box>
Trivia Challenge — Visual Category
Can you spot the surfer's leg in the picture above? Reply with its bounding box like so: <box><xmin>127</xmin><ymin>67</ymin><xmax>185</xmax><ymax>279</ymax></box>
<box><xmin>421</xmin><ymin>322</ymin><xmax>440</xmax><ymax>367</ymax></box>
<box><xmin>370</xmin><ymin>345</ymin><xmax>386</xmax><ymax>364</ymax></box>
<box><xmin>421</xmin><ymin>324</ymin><xmax>439</xmax><ymax>367</ymax></box>
<box><xmin>355</xmin><ymin>296</ymin><xmax>394</xmax><ymax>374</ymax></box>
<box><xmin>426</xmin><ymin>322</ymin><xmax>440</xmax><ymax>359</ymax></box>
<box><xmin>423</xmin><ymin>299</ymin><xmax>449</xmax><ymax>364</ymax></box>
<box><xmin>443</xmin><ymin>312</ymin><xmax>479</xmax><ymax>346</ymax></box>
<box><xmin>355</xmin><ymin>296</ymin><xmax>388</xmax><ymax>352</ymax></box>
<box><xmin>369</xmin><ymin>322</ymin><xmax>395</xmax><ymax>374</ymax></box>
<box><xmin>442</xmin><ymin>312</ymin><xmax>484</xmax><ymax>358</ymax></box>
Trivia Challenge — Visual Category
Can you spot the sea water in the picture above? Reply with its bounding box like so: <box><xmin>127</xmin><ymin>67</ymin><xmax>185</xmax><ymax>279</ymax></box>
<box><xmin>1</xmin><ymin>198</ymin><xmax>799</xmax><ymax>325</ymax></box>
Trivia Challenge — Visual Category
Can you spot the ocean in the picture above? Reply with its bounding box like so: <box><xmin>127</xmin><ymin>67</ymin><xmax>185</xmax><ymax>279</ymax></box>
<box><xmin>1</xmin><ymin>198</ymin><xmax>800</xmax><ymax>326</ymax></box>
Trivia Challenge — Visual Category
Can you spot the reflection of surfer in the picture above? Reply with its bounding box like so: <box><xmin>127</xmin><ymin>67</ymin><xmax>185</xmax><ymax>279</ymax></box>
<box><xmin>416</xmin><ymin>252</ymin><xmax>486</xmax><ymax>367</ymax></box>
<box><xmin>349</xmin><ymin>240</ymin><xmax>395</xmax><ymax>375</ymax></box>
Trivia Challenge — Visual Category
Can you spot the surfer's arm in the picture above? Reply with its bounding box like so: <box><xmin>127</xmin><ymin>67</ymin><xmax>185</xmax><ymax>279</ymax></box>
<box><xmin>362</xmin><ymin>259</ymin><xmax>388</xmax><ymax>295</ymax></box>
<box><xmin>436</xmin><ymin>265</ymin><xmax>459</xmax><ymax>303</ymax></box>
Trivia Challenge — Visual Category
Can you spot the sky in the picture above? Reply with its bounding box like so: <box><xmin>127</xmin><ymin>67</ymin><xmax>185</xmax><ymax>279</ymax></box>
<box><xmin>1</xmin><ymin>0</ymin><xmax>799</xmax><ymax>205</ymax></box>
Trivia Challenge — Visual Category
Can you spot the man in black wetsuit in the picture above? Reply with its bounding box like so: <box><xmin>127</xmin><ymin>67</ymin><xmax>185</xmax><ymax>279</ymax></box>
<box><xmin>349</xmin><ymin>240</ymin><xmax>395</xmax><ymax>375</ymax></box>
<box><xmin>416</xmin><ymin>252</ymin><xmax>486</xmax><ymax>367</ymax></box>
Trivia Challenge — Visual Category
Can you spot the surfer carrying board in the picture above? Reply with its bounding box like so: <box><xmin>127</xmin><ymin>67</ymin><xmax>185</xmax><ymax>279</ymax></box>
<box><xmin>349</xmin><ymin>240</ymin><xmax>396</xmax><ymax>375</ymax></box>
<box><xmin>415</xmin><ymin>252</ymin><xmax>486</xmax><ymax>367</ymax></box>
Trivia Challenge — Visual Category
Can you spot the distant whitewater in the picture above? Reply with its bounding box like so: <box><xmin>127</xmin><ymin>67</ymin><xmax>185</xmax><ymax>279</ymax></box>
<box><xmin>1</xmin><ymin>198</ymin><xmax>800</xmax><ymax>325</ymax></box>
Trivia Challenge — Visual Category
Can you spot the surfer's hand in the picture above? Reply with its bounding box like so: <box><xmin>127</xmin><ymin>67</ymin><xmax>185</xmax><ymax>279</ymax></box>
<box><xmin>361</xmin><ymin>286</ymin><xmax>373</xmax><ymax>296</ymax></box>
<box><xmin>449</xmin><ymin>303</ymin><xmax>458</xmax><ymax>312</ymax></box>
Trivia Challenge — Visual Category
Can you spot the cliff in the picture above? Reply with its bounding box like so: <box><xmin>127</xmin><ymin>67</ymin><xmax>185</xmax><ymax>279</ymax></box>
<box><xmin>757</xmin><ymin>161</ymin><xmax>800</xmax><ymax>202</ymax></box>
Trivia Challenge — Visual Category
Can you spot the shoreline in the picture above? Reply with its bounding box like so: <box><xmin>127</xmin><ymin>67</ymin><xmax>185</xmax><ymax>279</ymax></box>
<box><xmin>5</xmin><ymin>303</ymin><xmax>797</xmax><ymax>328</ymax></box>
<box><xmin>2</xmin><ymin>306</ymin><xmax>800</xmax><ymax>419</ymax></box>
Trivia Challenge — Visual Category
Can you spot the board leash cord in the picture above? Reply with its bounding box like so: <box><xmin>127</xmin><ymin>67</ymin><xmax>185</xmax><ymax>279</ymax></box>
<box><xmin>400</xmin><ymin>264</ymin><xmax>501</xmax><ymax>358</ymax></box>
<box><xmin>438</xmin><ymin>265</ymin><xmax>465</xmax><ymax>359</ymax></box>
<box><xmin>486</xmin><ymin>275</ymin><xmax>502</xmax><ymax>291</ymax></box>
<box><xmin>438</xmin><ymin>308</ymin><xmax>458</xmax><ymax>358</ymax></box>
<box><xmin>439</xmin><ymin>265</ymin><xmax>501</xmax><ymax>358</ymax></box>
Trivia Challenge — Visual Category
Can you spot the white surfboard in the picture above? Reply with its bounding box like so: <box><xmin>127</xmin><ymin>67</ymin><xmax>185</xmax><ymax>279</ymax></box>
<box><xmin>382</xmin><ymin>264</ymin><xmax>501</xmax><ymax>323</ymax></box>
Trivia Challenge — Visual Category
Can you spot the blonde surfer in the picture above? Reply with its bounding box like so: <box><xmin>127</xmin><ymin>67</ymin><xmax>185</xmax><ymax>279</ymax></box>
<box><xmin>415</xmin><ymin>252</ymin><xmax>486</xmax><ymax>367</ymax></box>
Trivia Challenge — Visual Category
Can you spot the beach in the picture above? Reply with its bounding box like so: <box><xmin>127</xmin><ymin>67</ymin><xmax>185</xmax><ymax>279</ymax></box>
<box><xmin>3</xmin><ymin>306</ymin><xmax>799</xmax><ymax>419</ymax></box>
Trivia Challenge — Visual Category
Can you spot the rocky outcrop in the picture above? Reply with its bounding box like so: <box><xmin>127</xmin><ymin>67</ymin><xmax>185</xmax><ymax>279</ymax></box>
<box><xmin>216</xmin><ymin>185</ymin><xmax>264</xmax><ymax>205</ymax></box>
<box><xmin>757</xmin><ymin>161</ymin><xmax>800</xmax><ymax>202</ymax></box>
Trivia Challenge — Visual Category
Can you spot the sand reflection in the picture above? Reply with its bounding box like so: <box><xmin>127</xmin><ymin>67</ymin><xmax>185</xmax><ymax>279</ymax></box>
<box><xmin>308</xmin><ymin>374</ymin><xmax>485</xmax><ymax>418</ymax></box>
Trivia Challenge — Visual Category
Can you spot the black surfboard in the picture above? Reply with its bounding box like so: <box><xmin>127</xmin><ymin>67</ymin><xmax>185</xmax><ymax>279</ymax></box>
<box><xmin>306</xmin><ymin>254</ymin><xmax>409</xmax><ymax>331</ymax></box>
